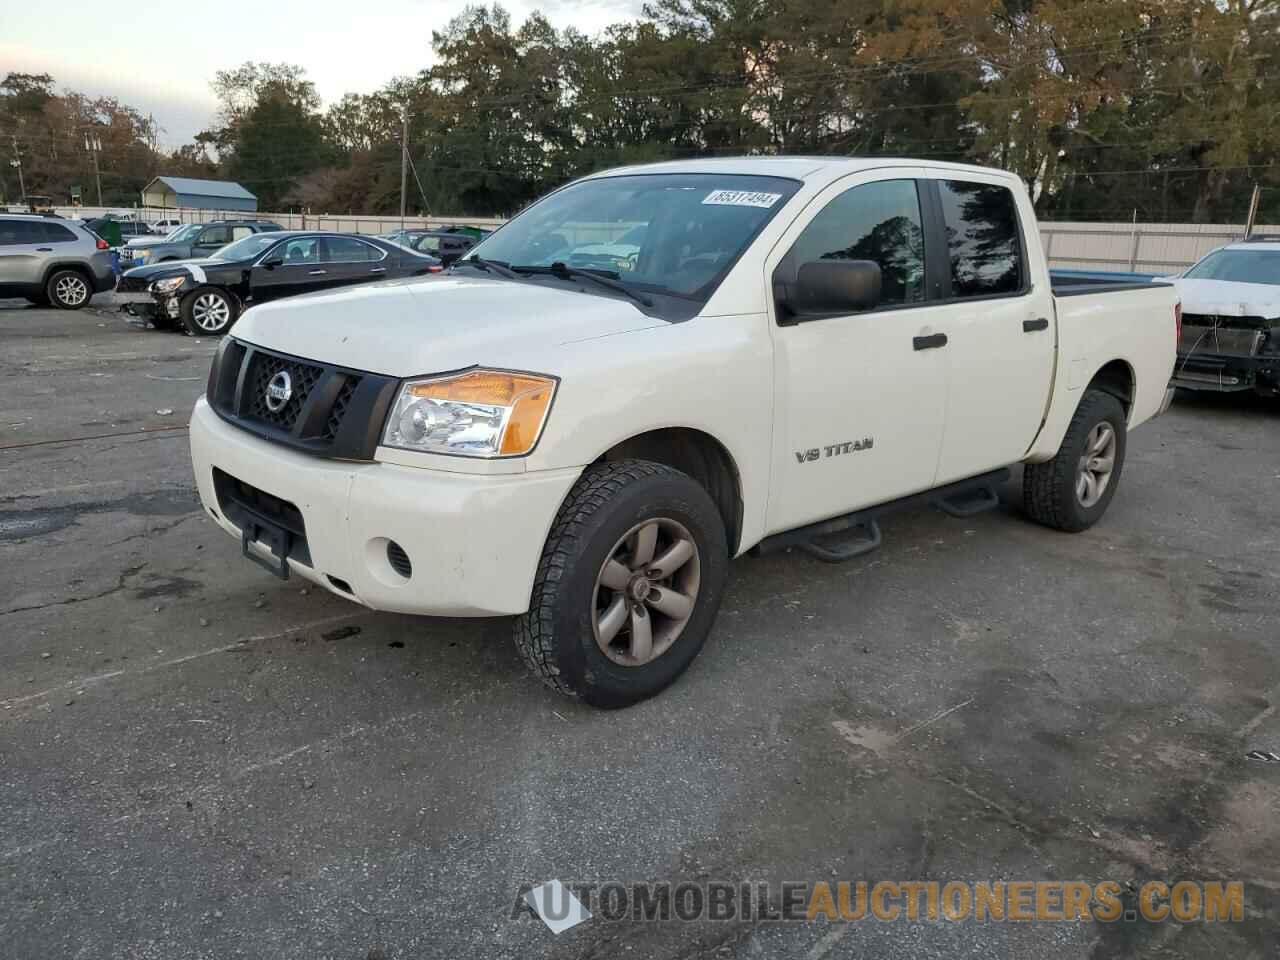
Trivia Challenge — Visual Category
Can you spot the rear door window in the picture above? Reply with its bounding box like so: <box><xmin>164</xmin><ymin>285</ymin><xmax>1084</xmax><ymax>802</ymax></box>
<box><xmin>937</xmin><ymin>180</ymin><xmax>1025</xmax><ymax>298</ymax></box>
<box><xmin>41</xmin><ymin>222</ymin><xmax>78</xmax><ymax>243</ymax></box>
<box><xmin>323</xmin><ymin>237</ymin><xmax>382</xmax><ymax>262</ymax></box>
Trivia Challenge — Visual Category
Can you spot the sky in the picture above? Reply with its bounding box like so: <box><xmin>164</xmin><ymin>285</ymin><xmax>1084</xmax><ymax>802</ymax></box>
<box><xmin>1</xmin><ymin>0</ymin><xmax>645</xmax><ymax>150</ymax></box>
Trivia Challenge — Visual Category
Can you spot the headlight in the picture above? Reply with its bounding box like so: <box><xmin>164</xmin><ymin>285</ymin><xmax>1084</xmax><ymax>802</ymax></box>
<box><xmin>134</xmin><ymin>250</ymin><xmax>150</xmax><ymax>263</ymax></box>
<box><xmin>151</xmin><ymin>276</ymin><xmax>186</xmax><ymax>294</ymax></box>
<box><xmin>382</xmin><ymin>369</ymin><xmax>557</xmax><ymax>458</ymax></box>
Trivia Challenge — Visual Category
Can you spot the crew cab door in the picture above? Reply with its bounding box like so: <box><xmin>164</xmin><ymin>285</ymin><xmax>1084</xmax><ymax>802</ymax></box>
<box><xmin>765</xmin><ymin>172</ymin><xmax>948</xmax><ymax>534</ymax></box>
<box><xmin>919</xmin><ymin>174</ymin><xmax>1056</xmax><ymax>484</ymax></box>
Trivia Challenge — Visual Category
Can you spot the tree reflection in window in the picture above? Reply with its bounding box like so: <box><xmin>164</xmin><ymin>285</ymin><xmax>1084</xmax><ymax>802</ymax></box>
<box><xmin>790</xmin><ymin>180</ymin><xmax>926</xmax><ymax>307</ymax></box>
<box><xmin>939</xmin><ymin>181</ymin><xmax>1023</xmax><ymax>297</ymax></box>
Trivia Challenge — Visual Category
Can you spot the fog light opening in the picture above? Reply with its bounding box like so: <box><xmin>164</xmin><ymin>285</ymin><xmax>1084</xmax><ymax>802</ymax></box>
<box><xmin>386</xmin><ymin>540</ymin><xmax>412</xmax><ymax>579</ymax></box>
<box><xmin>327</xmin><ymin>575</ymin><xmax>354</xmax><ymax>595</ymax></box>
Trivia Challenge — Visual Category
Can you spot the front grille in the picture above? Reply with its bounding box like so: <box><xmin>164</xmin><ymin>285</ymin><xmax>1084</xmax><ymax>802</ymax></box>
<box><xmin>324</xmin><ymin>375</ymin><xmax>362</xmax><ymax>442</ymax></box>
<box><xmin>207</xmin><ymin>339</ymin><xmax>398</xmax><ymax>461</ymax></box>
<box><xmin>244</xmin><ymin>352</ymin><xmax>324</xmax><ymax>431</ymax></box>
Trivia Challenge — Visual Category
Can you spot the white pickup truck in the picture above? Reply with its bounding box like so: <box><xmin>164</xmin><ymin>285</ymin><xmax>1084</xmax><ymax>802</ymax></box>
<box><xmin>189</xmin><ymin>158</ymin><xmax>1179</xmax><ymax>707</ymax></box>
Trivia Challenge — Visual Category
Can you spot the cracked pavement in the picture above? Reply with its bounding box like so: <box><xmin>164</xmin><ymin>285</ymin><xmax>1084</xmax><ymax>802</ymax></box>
<box><xmin>1</xmin><ymin>299</ymin><xmax>1278</xmax><ymax>959</ymax></box>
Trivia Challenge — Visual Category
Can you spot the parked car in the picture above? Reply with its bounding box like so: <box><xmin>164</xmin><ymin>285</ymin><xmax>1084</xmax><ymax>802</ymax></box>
<box><xmin>118</xmin><ymin>220</ymin><xmax>283</xmax><ymax>268</ymax></box>
<box><xmin>384</xmin><ymin>229</ymin><xmax>478</xmax><ymax>266</ymax></box>
<box><xmin>150</xmin><ymin>218</ymin><xmax>183</xmax><ymax>234</ymax></box>
<box><xmin>0</xmin><ymin>213</ymin><xmax>115</xmax><ymax>308</ymax></box>
<box><xmin>1169</xmin><ymin>236</ymin><xmax>1280</xmax><ymax>396</ymax></box>
<box><xmin>188</xmin><ymin>157</ymin><xmax>1179</xmax><ymax>707</ymax></box>
<box><xmin>116</xmin><ymin>230</ymin><xmax>443</xmax><ymax>336</ymax></box>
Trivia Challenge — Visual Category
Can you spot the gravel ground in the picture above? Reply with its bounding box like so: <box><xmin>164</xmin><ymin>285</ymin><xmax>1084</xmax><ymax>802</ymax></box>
<box><xmin>2</xmin><ymin>298</ymin><xmax>1278</xmax><ymax>959</ymax></box>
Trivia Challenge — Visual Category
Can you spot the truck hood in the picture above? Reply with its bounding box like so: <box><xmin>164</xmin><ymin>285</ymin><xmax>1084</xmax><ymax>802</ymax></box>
<box><xmin>232</xmin><ymin>275</ymin><xmax>667</xmax><ymax>376</ymax></box>
<box><xmin>126</xmin><ymin>236</ymin><xmax>169</xmax><ymax>248</ymax></box>
<box><xmin>1174</xmin><ymin>279</ymin><xmax>1280</xmax><ymax>321</ymax></box>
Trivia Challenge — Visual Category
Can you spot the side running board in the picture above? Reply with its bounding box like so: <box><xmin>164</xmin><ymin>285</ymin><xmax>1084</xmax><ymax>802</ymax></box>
<box><xmin>755</xmin><ymin>468</ymin><xmax>1011</xmax><ymax>563</ymax></box>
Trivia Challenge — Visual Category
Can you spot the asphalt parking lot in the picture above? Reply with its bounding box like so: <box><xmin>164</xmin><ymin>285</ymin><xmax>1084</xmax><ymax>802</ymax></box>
<box><xmin>2</xmin><ymin>297</ymin><xmax>1278</xmax><ymax>960</ymax></box>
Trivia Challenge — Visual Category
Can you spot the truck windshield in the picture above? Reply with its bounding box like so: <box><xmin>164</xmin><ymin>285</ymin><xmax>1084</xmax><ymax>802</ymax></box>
<box><xmin>467</xmin><ymin>173</ymin><xmax>801</xmax><ymax>302</ymax></box>
<box><xmin>1184</xmin><ymin>249</ymin><xmax>1280</xmax><ymax>287</ymax></box>
<box><xmin>165</xmin><ymin>224</ymin><xmax>200</xmax><ymax>242</ymax></box>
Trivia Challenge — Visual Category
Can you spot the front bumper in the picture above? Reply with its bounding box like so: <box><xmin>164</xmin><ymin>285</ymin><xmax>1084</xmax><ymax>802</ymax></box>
<box><xmin>1172</xmin><ymin>350</ymin><xmax>1277</xmax><ymax>392</ymax></box>
<box><xmin>189</xmin><ymin>397</ymin><xmax>580</xmax><ymax>616</ymax></box>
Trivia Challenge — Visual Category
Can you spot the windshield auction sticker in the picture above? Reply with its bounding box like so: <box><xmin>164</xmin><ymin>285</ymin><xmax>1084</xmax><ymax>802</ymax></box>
<box><xmin>702</xmin><ymin>190</ymin><xmax>783</xmax><ymax>208</ymax></box>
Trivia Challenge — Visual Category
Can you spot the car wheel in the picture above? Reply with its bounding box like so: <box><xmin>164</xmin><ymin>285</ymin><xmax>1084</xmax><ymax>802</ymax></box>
<box><xmin>1023</xmin><ymin>389</ymin><xmax>1127</xmax><ymax>532</ymax></box>
<box><xmin>45</xmin><ymin>269</ymin><xmax>92</xmax><ymax>310</ymax></box>
<box><xmin>180</xmin><ymin>287</ymin><xmax>238</xmax><ymax>336</ymax></box>
<box><xmin>514</xmin><ymin>459</ymin><xmax>729</xmax><ymax>708</ymax></box>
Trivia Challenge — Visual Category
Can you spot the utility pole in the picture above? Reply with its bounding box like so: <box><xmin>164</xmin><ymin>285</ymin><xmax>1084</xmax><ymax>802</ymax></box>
<box><xmin>1243</xmin><ymin>184</ymin><xmax>1262</xmax><ymax>239</ymax></box>
<box><xmin>84</xmin><ymin>133</ymin><xmax>104</xmax><ymax>207</ymax></box>
<box><xmin>9</xmin><ymin>135</ymin><xmax>25</xmax><ymax>201</ymax></box>
<box><xmin>399</xmin><ymin>110</ymin><xmax>409</xmax><ymax>225</ymax></box>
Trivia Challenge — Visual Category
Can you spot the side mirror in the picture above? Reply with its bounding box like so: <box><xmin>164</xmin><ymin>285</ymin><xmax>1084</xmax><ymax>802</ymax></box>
<box><xmin>785</xmin><ymin>260</ymin><xmax>882</xmax><ymax>317</ymax></box>
<box><xmin>262</xmin><ymin>257</ymin><xmax>284</xmax><ymax>270</ymax></box>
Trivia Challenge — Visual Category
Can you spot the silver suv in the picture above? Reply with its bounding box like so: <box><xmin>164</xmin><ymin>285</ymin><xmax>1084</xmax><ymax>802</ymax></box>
<box><xmin>0</xmin><ymin>215</ymin><xmax>115</xmax><ymax>309</ymax></box>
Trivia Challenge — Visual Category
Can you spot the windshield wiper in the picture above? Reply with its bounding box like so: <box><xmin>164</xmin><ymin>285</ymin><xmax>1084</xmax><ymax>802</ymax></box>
<box><xmin>453</xmin><ymin>256</ymin><xmax>520</xmax><ymax>279</ymax></box>
<box><xmin>511</xmin><ymin>261</ymin><xmax>654</xmax><ymax>308</ymax></box>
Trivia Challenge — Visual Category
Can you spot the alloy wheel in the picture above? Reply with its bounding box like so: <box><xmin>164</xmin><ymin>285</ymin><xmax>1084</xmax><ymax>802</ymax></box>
<box><xmin>1076</xmin><ymin>422</ymin><xmax>1117</xmax><ymax>508</ymax></box>
<box><xmin>192</xmin><ymin>293</ymin><xmax>231</xmax><ymax>331</ymax></box>
<box><xmin>55</xmin><ymin>275</ymin><xmax>88</xmax><ymax>306</ymax></box>
<box><xmin>592</xmin><ymin>518</ymin><xmax>701</xmax><ymax>666</ymax></box>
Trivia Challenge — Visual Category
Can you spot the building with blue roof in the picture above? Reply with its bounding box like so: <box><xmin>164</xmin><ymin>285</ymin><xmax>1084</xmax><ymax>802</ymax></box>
<box><xmin>140</xmin><ymin>177</ymin><xmax>258</xmax><ymax>212</ymax></box>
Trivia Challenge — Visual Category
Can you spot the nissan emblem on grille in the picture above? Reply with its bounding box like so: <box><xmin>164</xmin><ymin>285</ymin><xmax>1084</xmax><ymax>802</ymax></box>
<box><xmin>265</xmin><ymin>371</ymin><xmax>293</xmax><ymax>413</ymax></box>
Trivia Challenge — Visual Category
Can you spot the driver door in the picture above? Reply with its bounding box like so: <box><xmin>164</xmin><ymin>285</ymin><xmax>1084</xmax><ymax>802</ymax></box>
<box><xmin>765</xmin><ymin>172</ymin><xmax>948</xmax><ymax>535</ymax></box>
<box><xmin>251</xmin><ymin>236</ymin><xmax>322</xmax><ymax>302</ymax></box>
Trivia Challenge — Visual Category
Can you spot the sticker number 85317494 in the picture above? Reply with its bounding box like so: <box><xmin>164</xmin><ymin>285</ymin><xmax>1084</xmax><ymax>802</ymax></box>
<box><xmin>701</xmin><ymin>190</ymin><xmax>783</xmax><ymax>208</ymax></box>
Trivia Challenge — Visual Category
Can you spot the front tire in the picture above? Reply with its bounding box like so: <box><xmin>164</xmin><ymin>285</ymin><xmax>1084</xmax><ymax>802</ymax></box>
<box><xmin>46</xmin><ymin>269</ymin><xmax>92</xmax><ymax>310</ymax></box>
<box><xmin>514</xmin><ymin>460</ymin><xmax>729</xmax><ymax>708</ymax></box>
<box><xmin>1023</xmin><ymin>389</ymin><xmax>1127</xmax><ymax>532</ymax></box>
<box><xmin>180</xmin><ymin>287</ymin><xmax>238</xmax><ymax>336</ymax></box>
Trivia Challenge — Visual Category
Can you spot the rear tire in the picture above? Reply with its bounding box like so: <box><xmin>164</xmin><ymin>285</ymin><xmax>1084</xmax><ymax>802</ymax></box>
<box><xmin>180</xmin><ymin>287</ymin><xmax>238</xmax><ymax>336</ymax></box>
<box><xmin>514</xmin><ymin>460</ymin><xmax>729</xmax><ymax>708</ymax></box>
<box><xmin>1023</xmin><ymin>389</ymin><xmax>1127</xmax><ymax>532</ymax></box>
<box><xmin>45</xmin><ymin>269</ymin><xmax>92</xmax><ymax>310</ymax></box>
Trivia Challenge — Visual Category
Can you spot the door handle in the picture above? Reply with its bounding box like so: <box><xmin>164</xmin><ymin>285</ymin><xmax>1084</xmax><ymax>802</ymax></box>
<box><xmin>308</xmin><ymin>269</ymin><xmax>327</xmax><ymax>276</ymax></box>
<box><xmin>913</xmin><ymin>333</ymin><xmax>948</xmax><ymax>351</ymax></box>
<box><xmin>369</xmin><ymin>267</ymin><xmax>386</xmax><ymax>274</ymax></box>
<box><xmin>1023</xmin><ymin>318</ymin><xmax>1050</xmax><ymax>332</ymax></box>
<box><xmin>36</xmin><ymin>247</ymin><xmax>53</xmax><ymax>252</ymax></box>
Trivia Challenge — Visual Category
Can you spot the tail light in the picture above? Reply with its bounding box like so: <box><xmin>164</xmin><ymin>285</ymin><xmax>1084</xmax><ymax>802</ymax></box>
<box><xmin>96</xmin><ymin>237</ymin><xmax>109</xmax><ymax>251</ymax></box>
<box><xmin>1174</xmin><ymin>302</ymin><xmax>1182</xmax><ymax>345</ymax></box>
<box><xmin>427</xmin><ymin>265</ymin><xmax>443</xmax><ymax>273</ymax></box>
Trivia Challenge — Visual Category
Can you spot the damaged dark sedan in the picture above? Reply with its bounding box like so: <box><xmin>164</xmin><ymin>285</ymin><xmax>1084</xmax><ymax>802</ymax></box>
<box><xmin>116</xmin><ymin>231</ymin><xmax>443</xmax><ymax>336</ymax></box>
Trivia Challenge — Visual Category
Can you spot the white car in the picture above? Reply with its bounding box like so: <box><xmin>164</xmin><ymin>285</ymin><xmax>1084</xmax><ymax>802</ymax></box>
<box><xmin>1171</xmin><ymin>237</ymin><xmax>1280</xmax><ymax>395</ymax></box>
<box><xmin>188</xmin><ymin>157</ymin><xmax>1179</xmax><ymax>706</ymax></box>
<box><xmin>150</xmin><ymin>218</ymin><xmax>183</xmax><ymax>234</ymax></box>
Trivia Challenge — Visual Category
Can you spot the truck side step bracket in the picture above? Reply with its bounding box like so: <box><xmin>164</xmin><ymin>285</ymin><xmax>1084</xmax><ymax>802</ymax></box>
<box><xmin>755</xmin><ymin>468</ymin><xmax>1011</xmax><ymax>561</ymax></box>
<box><xmin>935</xmin><ymin>486</ymin><xmax>1001</xmax><ymax>518</ymax></box>
<box><xmin>800</xmin><ymin>520</ymin><xmax>882</xmax><ymax>563</ymax></box>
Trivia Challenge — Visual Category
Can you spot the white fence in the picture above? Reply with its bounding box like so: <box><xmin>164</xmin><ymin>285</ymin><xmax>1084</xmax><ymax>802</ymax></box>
<box><xmin>47</xmin><ymin>204</ymin><xmax>1275</xmax><ymax>273</ymax></box>
<box><xmin>1039</xmin><ymin>221</ymin><xmax>1274</xmax><ymax>274</ymax></box>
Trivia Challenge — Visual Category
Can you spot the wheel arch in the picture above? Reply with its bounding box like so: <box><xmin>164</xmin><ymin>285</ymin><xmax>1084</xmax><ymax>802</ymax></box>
<box><xmin>598</xmin><ymin>427</ymin><xmax>745</xmax><ymax>555</ymax></box>
<box><xmin>1086</xmin><ymin>358</ymin><xmax>1136</xmax><ymax>420</ymax></box>
<box><xmin>40</xmin><ymin>260</ymin><xmax>95</xmax><ymax>290</ymax></box>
